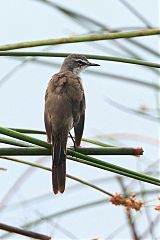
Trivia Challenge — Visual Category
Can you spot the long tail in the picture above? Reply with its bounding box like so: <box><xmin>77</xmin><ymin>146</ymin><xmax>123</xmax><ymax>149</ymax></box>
<box><xmin>52</xmin><ymin>137</ymin><xmax>66</xmax><ymax>194</ymax></box>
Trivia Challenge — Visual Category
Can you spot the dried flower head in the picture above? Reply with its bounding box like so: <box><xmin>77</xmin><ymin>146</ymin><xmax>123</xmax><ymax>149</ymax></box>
<box><xmin>109</xmin><ymin>193</ymin><xmax>144</xmax><ymax>212</ymax></box>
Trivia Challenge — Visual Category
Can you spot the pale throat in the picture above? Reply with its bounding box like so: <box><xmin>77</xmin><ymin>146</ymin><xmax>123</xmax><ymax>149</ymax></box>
<box><xmin>73</xmin><ymin>66</ymin><xmax>87</xmax><ymax>76</ymax></box>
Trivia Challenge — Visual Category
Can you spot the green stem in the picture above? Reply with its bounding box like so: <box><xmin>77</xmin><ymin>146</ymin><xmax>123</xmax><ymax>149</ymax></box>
<box><xmin>82</xmin><ymin>137</ymin><xmax>114</xmax><ymax>147</ymax></box>
<box><xmin>9</xmin><ymin>128</ymin><xmax>113</xmax><ymax>147</ymax></box>
<box><xmin>8</xmin><ymin>128</ymin><xmax>117</xmax><ymax>147</ymax></box>
<box><xmin>0</xmin><ymin>137</ymin><xmax>34</xmax><ymax>147</ymax></box>
<box><xmin>0</xmin><ymin>147</ymin><xmax>159</xmax><ymax>186</ymax></box>
<box><xmin>0</xmin><ymin>147</ymin><xmax>143</xmax><ymax>155</ymax></box>
<box><xmin>74</xmin><ymin>147</ymin><xmax>143</xmax><ymax>155</ymax></box>
<box><xmin>0</xmin><ymin>126</ymin><xmax>49</xmax><ymax>149</ymax></box>
<box><xmin>10</xmin><ymin>128</ymin><xmax>45</xmax><ymax>134</ymax></box>
<box><xmin>7</xmin><ymin>128</ymin><xmax>115</xmax><ymax>149</ymax></box>
<box><xmin>67</xmin><ymin>155</ymin><xmax>160</xmax><ymax>186</ymax></box>
<box><xmin>0</xmin><ymin>126</ymin><xmax>158</xmax><ymax>186</ymax></box>
<box><xmin>0</xmin><ymin>29</ymin><xmax>160</xmax><ymax>51</ymax></box>
<box><xmin>1</xmin><ymin>51</ymin><xmax>160</xmax><ymax>69</ymax></box>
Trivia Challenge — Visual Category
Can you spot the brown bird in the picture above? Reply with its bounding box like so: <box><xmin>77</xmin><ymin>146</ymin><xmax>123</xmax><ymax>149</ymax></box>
<box><xmin>44</xmin><ymin>54</ymin><xmax>100</xmax><ymax>194</ymax></box>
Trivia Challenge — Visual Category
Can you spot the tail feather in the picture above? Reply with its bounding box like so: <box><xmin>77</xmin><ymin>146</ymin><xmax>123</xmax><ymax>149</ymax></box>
<box><xmin>52</xmin><ymin>167</ymin><xmax>58</xmax><ymax>194</ymax></box>
<box><xmin>58</xmin><ymin>151</ymin><xmax>66</xmax><ymax>193</ymax></box>
<box><xmin>52</xmin><ymin>137</ymin><xmax>66</xmax><ymax>194</ymax></box>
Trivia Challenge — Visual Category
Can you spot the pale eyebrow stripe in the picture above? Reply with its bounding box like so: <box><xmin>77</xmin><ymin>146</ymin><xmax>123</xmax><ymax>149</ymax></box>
<box><xmin>75</xmin><ymin>59</ymin><xmax>88</xmax><ymax>64</ymax></box>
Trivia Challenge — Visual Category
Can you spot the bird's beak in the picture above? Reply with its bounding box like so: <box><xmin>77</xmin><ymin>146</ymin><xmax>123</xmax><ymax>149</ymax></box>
<box><xmin>88</xmin><ymin>62</ymin><xmax>100</xmax><ymax>67</ymax></box>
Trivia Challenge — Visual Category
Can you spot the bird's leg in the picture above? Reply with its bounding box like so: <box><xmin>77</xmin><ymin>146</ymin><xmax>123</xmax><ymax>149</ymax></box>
<box><xmin>69</xmin><ymin>132</ymin><xmax>76</xmax><ymax>148</ymax></box>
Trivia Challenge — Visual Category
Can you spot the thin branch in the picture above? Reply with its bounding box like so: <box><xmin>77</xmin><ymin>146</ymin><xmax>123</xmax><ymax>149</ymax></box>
<box><xmin>125</xmin><ymin>38</ymin><xmax>159</xmax><ymax>57</ymax></box>
<box><xmin>97</xmin><ymin>132</ymin><xmax>159</xmax><ymax>146</ymax></box>
<box><xmin>33</xmin><ymin>0</ymin><xmax>160</xmax><ymax>86</ymax></box>
<box><xmin>106</xmin><ymin>220</ymin><xmax>127</xmax><ymax>240</ymax></box>
<box><xmin>82</xmin><ymin>137</ymin><xmax>114</xmax><ymax>147</ymax></box>
<box><xmin>0</xmin><ymin>223</ymin><xmax>51</xmax><ymax>240</ymax></box>
<box><xmin>6</xmin><ymin>57</ymin><xmax>160</xmax><ymax>90</ymax></box>
<box><xmin>64</xmin><ymin>172</ymin><xmax>113</xmax><ymax>197</ymax></box>
<box><xmin>118</xmin><ymin>177</ymin><xmax>139</xmax><ymax>240</ymax></box>
<box><xmin>36</xmin><ymin>0</ymin><xmax>159</xmax><ymax>60</ymax></box>
<box><xmin>87</xmin><ymin>69</ymin><xmax>160</xmax><ymax>90</ymax></box>
<box><xmin>54</xmin><ymin>222</ymin><xmax>78</xmax><ymax>240</ymax></box>
<box><xmin>0</xmin><ymin>45</ymin><xmax>54</xmax><ymax>88</ymax></box>
<box><xmin>105</xmin><ymin>96</ymin><xmax>160</xmax><ymax>122</ymax></box>
<box><xmin>0</xmin><ymin>61</ymin><xmax>27</xmax><ymax>87</ymax></box>
<box><xmin>1</xmin><ymin>176</ymin><xmax>114</xmax><ymax>212</ymax></box>
<box><xmin>139</xmin><ymin>214</ymin><xmax>160</xmax><ymax>239</ymax></box>
<box><xmin>119</xmin><ymin>0</ymin><xmax>160</xmax><ymax>118</ymax></box>
<box><xmin>0</xmin><ymin>29</ymin><xmax>160</xmax><ymax>51</ymax></box>
<box><xmin>0</xmin><ymin>167</ymin><xmax>7</xmax><ymax>171</ymax></box>
<box><xmin>0</xmin><ymin>156</ymin><xmax>113</xmax><ymax>197</ymax></box>
<box><xmin>119</xmin><ymin>0</ymin><xmax>154</xmax><ymax>28</ymax></box>
<box><xmin>24</xmin><ymin>200</ymin><xmax>106</xmax><ymax>228</ymax></box>
<box><xmin>137</xmin><ymin>162</ymin><xmax>155</xmax><ymax>239</ymax></box>
<box><xmin>0</xmin><ymin>156</ymin><xmax>48</xmax><ymax>211</ymax></box>
<box><xmin>0</xmin><ymin>199</ymin><xmax>107</xmax><ymax>239</ymax></box>
<box><xmin>1</xmin><ymin>51</ymin><xmax>160</xmax><ymax>69</ymax></box>
<box><xmin>3</xmin><ymin>187</ymin><xmax>158</xmax><ymax>213</ymax></box>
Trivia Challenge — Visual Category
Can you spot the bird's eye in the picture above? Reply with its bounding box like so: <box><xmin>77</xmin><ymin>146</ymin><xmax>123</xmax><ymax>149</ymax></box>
<box><xmin>78</xmin><ymin>60</ymin><xmax>86</xmax><ymax>66</ymax></box>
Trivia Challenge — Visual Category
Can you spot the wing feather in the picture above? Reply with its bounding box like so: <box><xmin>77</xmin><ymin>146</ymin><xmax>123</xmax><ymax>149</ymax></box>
<box><xmin>74</xmin><ymin>94</ymin><xmax>86</xmax><ymax>147</ymax></box>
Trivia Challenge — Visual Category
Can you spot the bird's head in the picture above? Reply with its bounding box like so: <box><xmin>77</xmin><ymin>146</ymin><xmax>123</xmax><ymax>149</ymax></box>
<box><xmin>60</xmin><ymin>54</ymin><xmax>100</xmax><ymax>75</ymax></box>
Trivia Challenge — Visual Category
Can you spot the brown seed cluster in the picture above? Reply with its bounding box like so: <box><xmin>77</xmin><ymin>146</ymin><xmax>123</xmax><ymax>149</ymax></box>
<box><xmin>109</xmin><ymin>193</ymin><xmax>144</xmax><ymax>211</ymax></box>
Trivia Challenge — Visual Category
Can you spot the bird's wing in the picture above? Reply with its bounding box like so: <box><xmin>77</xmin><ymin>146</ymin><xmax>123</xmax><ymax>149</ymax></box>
<box><xmin>74</xmin><ymin>93</ymin><xmax>86</xmax><ymax>147</ymax></box>
<box><xmin>44</xmin><ymin>108</ymin><xmax>52</xmax><ymax>143</ymax></box>
<box><xmin>44</xmin><ymin>74</ymin><xmax>59</xmax><ymax>144</ymax></box>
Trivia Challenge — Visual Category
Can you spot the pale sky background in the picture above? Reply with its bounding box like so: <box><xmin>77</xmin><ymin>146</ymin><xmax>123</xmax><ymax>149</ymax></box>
<box><xmin>0</xmin><ymin>1</ymin><xmax>159</xmax><ymax>239</ymax></box>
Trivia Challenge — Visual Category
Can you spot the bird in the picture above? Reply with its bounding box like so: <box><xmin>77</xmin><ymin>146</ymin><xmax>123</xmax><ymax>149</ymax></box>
<box><xmin>44</xmin><ymin>54</ymin><xmax>100</xmax><ymax>194</ymax></box>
